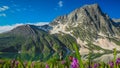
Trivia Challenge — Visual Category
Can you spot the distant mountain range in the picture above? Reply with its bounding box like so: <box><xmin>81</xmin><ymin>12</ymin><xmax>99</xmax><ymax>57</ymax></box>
<box><xmin>113</xmin><ymin>18</ymin><xmax>120</xmax><ymax>23</ymax></box>
<box><xmin>0</xmin><ymin>4</ymin><xmax>120</xmax><ymax>59</ymax></box>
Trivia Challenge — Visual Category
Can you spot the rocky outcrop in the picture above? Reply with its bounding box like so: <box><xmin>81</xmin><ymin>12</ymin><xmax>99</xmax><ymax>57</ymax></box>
<box><xmin>50</xmin><ymin>4</ymin><xmax>120</xmax><ymax>53</ymax></box>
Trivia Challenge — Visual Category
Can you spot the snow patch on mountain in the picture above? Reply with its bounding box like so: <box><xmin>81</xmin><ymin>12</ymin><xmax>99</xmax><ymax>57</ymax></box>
<box><xmin>50</xmin><ymin>22</ymin><xmax>74</xmax><ymax>36</ymax></box>
<box><xmin>38</xmin><ymin>25</ymin><xmax>52</xmax><ymax>32</ymax></box>
<box><xmin>76</xmin><ymin>38</ymin><xmax>89</xmax><ymax>55</ymax></box>
<box><xmin>93</xmin><ymin>38</ymin><xmax>120</xmax><ymax>50</ymax></box>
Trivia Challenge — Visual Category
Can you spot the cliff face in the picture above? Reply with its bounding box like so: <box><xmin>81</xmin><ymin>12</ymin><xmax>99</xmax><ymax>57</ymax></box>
<box><xmin>50</xmin><ymin>4</ymin><xmax>120</xmax><ymax>54</ymax></box>
<box><xmin>50</xmin><ymin>4</ymin><xmax>120</xmax><ymax>37</ymax></box>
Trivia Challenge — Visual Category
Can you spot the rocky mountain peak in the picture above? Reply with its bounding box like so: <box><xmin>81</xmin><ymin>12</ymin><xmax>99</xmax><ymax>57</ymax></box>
<box><xmin>82</xmin><ymin>3</ymin><xmax>99</xmax><ymax>9</ymax></box>
<box><xmin>50</xmin><ymin>3</ymin><xmax>120</xmax><ymax>40</ymax></box>
<box><xmin>74</xmin><ymin>3</ymin><xmax>100</xmax><ymax>13</ymax></box>
<box><xmin>9</xmin><ymin>24</ymin><xmax>40</xmax><ymax>37</ymax></box>
<box><xmin>50</xmin><ymin>4</ymin><xmax>102</xmax><ymax>25</ymax></box>
<box><xmin>68</xmin><ymin>3</ymin><xmax>104</xmax><ymax>22</ymax></box>
<box><xmin>50</xmin><ymin>4</ymin><xmax>104</xmax><ymax>26</ymax></box>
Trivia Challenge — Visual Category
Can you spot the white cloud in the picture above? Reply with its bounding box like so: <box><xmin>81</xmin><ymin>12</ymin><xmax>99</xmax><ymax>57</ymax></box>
<box><xmin>29</xmin><ymin>22</ymin><xmax>49</xmax><ymax>26</ymax></box>
<box><xmin>0</xmin><ymin>23</ymin><xmax>23</xmax><ymax>33</ymax></box>
<box><xmin>0</xmin><ymin>22</ymin><xmax>49</xmax><ymax>33</ymax></box>
<box><xmin>0</xmin><ymin>6</ymin><xmax>9</xmax><ymax>12</ymax></box>
<box><xmin>0</xmin><ymin>6</ymin><xmax>9</xmax><ymax>17</ymax></box>
<box><xmin>0</xmin><ymin>13</ymin><xmax>6</xmax><ymax>17</ymax></box>
<box><xmin>58</xmin><ymin>1</ymin><xmax>63</xmax><ymax>7</ymax></box>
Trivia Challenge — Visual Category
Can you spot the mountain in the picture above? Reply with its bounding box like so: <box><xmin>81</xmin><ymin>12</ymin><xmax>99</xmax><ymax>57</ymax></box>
<box><xmin>50</xmin><ymin>4</ymin><xmax>120</xmax><ymax>54</ymax></box>
<box><xmin>50</xmin><ymin>4</ymin><xmax>120</xmax><ymax>36</ymax></box>
<box><xmin>0</xmin><ymin>4</ymin><xmax>120</xmax><ymax>59</ymax></box>
<box><xmin>0</xmin><ymin>24</ymin><xmax>77</xmax><ymax>60</ymax></box>
<box><xmin>37</xmin><ymin>24</ymin><xmax>53</xmax><ymax>32</ymax></box>
<box><xmin>112</xmin><ymin>19</ymin><xmax>120</xmax><ymax>27</ymax></box>
<box><xmin>112</xmin><ymin>18</ymin><xmax>120</xmax><ymax>23</ymax></box>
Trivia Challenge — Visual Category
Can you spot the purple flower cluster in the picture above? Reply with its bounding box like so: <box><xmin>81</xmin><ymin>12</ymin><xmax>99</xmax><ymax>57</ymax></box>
<box><xmin>70</xmin><ymin>58</ymin><xmax>79</xmax><ymax>68</ymax></box>
<box><xmin>116</xmin><ymin>58</ymin><xmax>120</xmax><ymax>64</ymax></box>
<box><xmin>94</xmin><ymin>63</ymin><xmax>100</xmax><ymax>68</ymax></box>
<box><xmin>45</xmin><ymin>64</ymin><xmax>49</xmax><ymax>68</ymax></box>
<box><xmin>109</xmin><ymin>61</ymin><xmax>114</xmax><ymax>68</ymax></box>
<box><xmin>15</xmin><ymin>61</ymin><xmax>19</xmax><ymax>66</ymax></box>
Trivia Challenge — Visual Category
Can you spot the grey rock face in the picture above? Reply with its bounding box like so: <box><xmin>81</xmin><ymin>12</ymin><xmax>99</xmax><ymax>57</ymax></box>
<box><xmin>50</xmin><ymin>4</ymin><xmax>120</xmax><ymax>41</ymax></box>
<box><xmin>9</xmin><ymin>25</ymin><xmax>40</xmax><ymax>37</ymax></box>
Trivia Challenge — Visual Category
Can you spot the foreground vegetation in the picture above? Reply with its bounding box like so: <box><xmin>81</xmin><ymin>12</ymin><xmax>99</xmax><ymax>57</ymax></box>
<box><xmin>0</xmin><ymin>44</ymin><xmax>120</xmax><ymax>68</ymax></box>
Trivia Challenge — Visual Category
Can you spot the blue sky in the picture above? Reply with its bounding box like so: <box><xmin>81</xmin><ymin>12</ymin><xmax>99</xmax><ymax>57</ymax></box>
<box><xmin>0</xmin><ymin>0</ymin><xmax>120</xmax><ymax>25</ymax></box>
<box><xmin>0</xmin><ymin>0</ymin><xmax>120</xmax><ymax>29</ymax></box>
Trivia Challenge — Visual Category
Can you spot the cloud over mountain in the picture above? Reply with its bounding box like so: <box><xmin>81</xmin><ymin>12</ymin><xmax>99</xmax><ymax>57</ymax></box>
<box><xmin>0</xmin><ymin>22</ymin><xmax>49</xmax><ymax>33</ymax></box>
